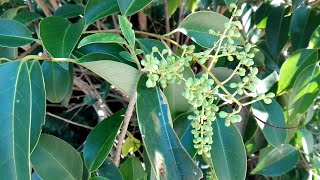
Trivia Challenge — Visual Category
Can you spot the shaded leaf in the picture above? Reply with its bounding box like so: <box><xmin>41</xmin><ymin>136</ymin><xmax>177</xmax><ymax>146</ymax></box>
<box><xmin>117</xmin><ymin>0</ymin><xmax>153</xmax><ymax>16</ymax></box>
<box><xmin>96</xmin><ymin>159</ymin><xmax>123</xmax><ymax>180</ymax></box>
<box><xmin>297</xmin><ymin>129</ymin><xmax>314</xmax><ymax>154</ymax></box>
<box><xmin>78</xmin><ymin>33</ymin><xmax>127</xmax><ymax>48</ymax></box>
<box><xmin>14</xmin><ymin>12</ymin><xmax>42</xmax><ymax>24</ymax></box>
<box><xmin>119</xmin><ymin>16</ymin><xmax>135</xmax><ymax>49</ymax></box>
<box><xmin>119</xmin><ymin>156</ymin><xmax>145</xmax><ymax>180</ymax></box>
<box><xmin>84</xmin><ymin>0</ymin><xmax>119</xmax><ymax>25</ymax></box>
<box><xmin>54</xmin><ymin>4</ymin><xmax>84</xmax><ymax>18</ymax></box>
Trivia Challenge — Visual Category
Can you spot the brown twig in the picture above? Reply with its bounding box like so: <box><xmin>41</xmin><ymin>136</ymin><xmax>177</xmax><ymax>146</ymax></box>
<box><xmin>46</xmin><ymin>112</ymin><xmax>93</xmax><ymax>129</ymax></box>
<box><xmin>16</xmin><ymin>43</ymin><xmax>40</xmax><ymax>59</ymax></box>
<box><xmin>113</xmin><ymin>91</ymin><xmax>137</xmax><ymax>167</ymax></box>
<box><xmin>49</xmin><ymin>0</ymin><xmax>59</xmax><ymax>10</ymax></box>
<box><xmin>34</xmin><ymin>0</ymin><xmax>52</xmax><ymax>16</ymax></box>
<box><xmin>309</xmin><ymin>0</ymin><xmax>320</xmax><ymax>7</ymax></box>
<box><xmin>163</xmin><ymin>0</ymin><xmax>170</xmax><ymax>34</ymax></box>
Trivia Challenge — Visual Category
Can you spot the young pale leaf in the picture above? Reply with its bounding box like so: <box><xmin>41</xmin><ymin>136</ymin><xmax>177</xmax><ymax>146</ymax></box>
<box><xmin>136</xmin><ymin>75</ymin><xmax>203</xmax><ymax>179</ymax></box>
<box><xmin>54</xmin><ymin>4</ymin><xmax>84</xmax><ymax>18</ymax></box>
<box><xmin>167</xmin><ymin>0</ymin><xmax>180</xmax><ymax>16</ymax></box>
<box><xmin>0</xmin><ymin>61</ymin><xmax>31</xmax><ymax>179</ymax></box>
<box><xmin>121</xmin><ymin>134</ymin><xmax>141</xmax><ymax>157</ymax></box>
<box><xmin>42</xmin><ymin>62</ymin><xmax>73</xmax><ymax>103</ymax></box>
<box><xmin>28</xmin><ymin>61</ymin><xmax>46</xmax><ymax>152</ymax></box>
<box><xmin>78</xmin><ymin>33</ymin><xmax>128</xmax><ymax>48</ymax></box>
<box><xmin>96</xmin><ymin>159</ymin><xmax>123</xmax><ymax>180</ymax></box>
<box><xmin>309</xmin><ymin>25</ymin><xmax>320</xmax><ymax>48</ymax></box>
<box><xmin>251</xmin><ymin>144</ymin><xmax>298</xmax><ymax>176</ymax></box>
<box><xmin>83</xmin><ymin>109</ymin><xmax>125</xmax><ymax>172</ymax></box>
<box><xmin>117</xmin><ymin>0</ymin><xmax>153</xmax><ymax>16</ymax></box>
<box><xmin>0</xmin><ymin>19</ymin><xmax>34</xmax><ymax>47</ymax></box>
<box><xmin>176</xmin><ymin>11</ymin><xmax>243</xmax><ymax>48</ymax></box>
<box><xmin>277</xmin><ymin>49</ymin><xmax>318</xmax><ymax>95</ymax></box>
<box><xmin>119</xmin><ymin>16</ymin><xmax>135</xmax><ymax>49</ymax></box>
<box><xmin>265</xmin><ymin>6</ymin><xmax>290</xmax><ymax>58</ymax></box>
<box><xmin>0</xmin><ymin>8</ymin><xmax>18</xmax><ymax>19</ymax></box>
<box><xmin>77</xmin><ymin>60</ymin><xmax>139</xmax><ymax>97</ymax></box>
<box><xmin>13</xmin><ymin>12</ymin><xmax>43</xmax><ymax>24</ymax></box>
<box><xmin>40</xmin><ymin>17</ymin><xmax>84</xmax><ymax>58</ymax></box>
<box><xmin>288</xmin><ymin>64</ymin><xmax>320</xmax><ymax>120</ymax></box>
<box><xmin>119</xmin><ymin>156</ymin><xmax>145</xmax><ymax>180</ymax></box>
<box><xmin>31</xmin><ymin>134</ymin><xmax>83</xmax><ymax>180</ymax></box>
<box><xmin>210</xmin><ymin>117</ymin><xmax>247</xmax><ymax>180</ymax></box>
<box><xmin>84</xmin><ymin>0</ymin><xmax>119</xmax><ymax>25</ymax></box>
<box><xmin>252</xmin><ymin>99</ymin><xmax>287</xmax><ymax>149</ymax></box>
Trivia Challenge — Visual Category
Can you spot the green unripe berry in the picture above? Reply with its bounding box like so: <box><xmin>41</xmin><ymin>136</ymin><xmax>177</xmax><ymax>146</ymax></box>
<box><xmin>146</xmin><ymin>79</ymin><xmax>154</xmax><ymax>88</ymax></box>
<box><xmin>219</xmin><ymin>111</ymin><xmax>228</xmax><ymax>118</ymax></box>
<box><xmin>235</xmin><ymin>9</ymin><xmax>243</xmax><ymax>17</ymax></box>
<box><xmin>230</xmin><ymin>82</ymin><xmax>237</xmax><ymax>88</ymax></box>
<box><xmin>246</xmin><ymin>60</ymin><xmax>254</xmax><ymax>66</ymax></box>
<box><xmin>151</xmin><ymin>74</ymin><xmax>159</xmax><ymax>81</ymax></box>
<box><xmin>152</xmin><ymin>46</ymin><xmax>158</xmax><ymax>52</ymax></box>
<box><xmin>257</xmin><ymin>93</ymin><xmax>266</xmax><ymax>99</ymax></box>
<box><xmin>227</xmin><ymin>37</ymin><xmax>234</xmax><ymax>44</ymax></box>
<box><xmin>266</xmin><ymin>92</ymin><xmax>275</xmax><ymax>98</ymax></box>
<box><xmin>185</xmin><ymin>78</ymin><xmax>193</xmax><ymax>87</ymax></box>
<box><xmin>230</xmin><ymin>3</ymin><xmax>237</xmax><ymax>10</ymax></box>
<box><xmin>181</xmin><ymin>44</ymin><xmax>188</xmax><ymax>49</ymax></box>
<box><xmin>199</xmin><ymin>58</ymin><xmax>206</xmax><ymax>64</ymax></box>
<box><xmin>237</xmin><ymin>88</ymin><xmax>244</xmax><ymax>95</ymax></box>
<box><xmin>229</xmin><ymin>116</ymin><xmax>238</xmax><ymax>123</ymax></box>
<box><xmin>166</xmin><ymin>73</ymin><xmax>172</xmax><ymax>80</ymax></box>
<box><xmin>227</xmin><ymin>55</ymin><xmax>234</xmax><ymax>61</ymax></box>
<box><xmin>206</xmin><ymin>79</ymin><xmax>215</xmax><ymax>85</ymax></box>
<box><xmin>237</xmin><ymin>82</ymin><xmax>244</xmax><ymax>88</ymax></box>
<box><xmin>242</xmin><ymin>76</ymin><xmax>250</xmax><ymax>83</ymax></box>
<box><xmin>228</xmin><ymin>29</ymin><xmax>235</xmax><ymax>36</ymax></box>
<box><xmin>209</xmin><ymin>29</ymin><xmax>215</xmax><ymax>34</ymax></box>
<box><xmin>225</xmin><ymin>120</ymin><xmax>231</xmax><ymax>127</ymax></box>
<box><xmin>264</xmin><ymin>98</ymin><xmax>272</xmax><ymax>104</ymax></box>
<box><xmin>252</xmin><ymin>67</ymin><xmax>259</xmax><ymax>75</ymax></box>
<box><xmin>247</xmin><ymin>53</ymin><xmax>255</xmax><ymax>58</ymax></box>
<box><xmin>224</xmin><ymin>22</ymin><xmax>231</xmax><ymax>29</ymax></box>
<box><xmin>245</xmin><ymin>44</ymin><xmax>252</xmax><ymax>52</ymax></box>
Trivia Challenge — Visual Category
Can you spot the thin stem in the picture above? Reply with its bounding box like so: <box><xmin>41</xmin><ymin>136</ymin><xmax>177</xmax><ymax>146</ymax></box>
<box><xmin>221</xmin><ymin>63</ymin><xmax>241</xmax><ymax>84</ymax></box>
<box><xmin>46</xmin><ymin>112</ymin><xmax>93</xmax><ymax>129</ymax></box>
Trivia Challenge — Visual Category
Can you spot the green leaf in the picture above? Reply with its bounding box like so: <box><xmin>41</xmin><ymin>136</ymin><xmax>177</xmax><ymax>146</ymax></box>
<box><xmin>164</xmin><ymin>67</ymin><xmax>194</xmax><ymax>118</ymax></box>
<box><xmin>297</xmin><ymin>129</ymin><xmax>314</xmax><ymax>154</ymax></box>
<box><xmin>96</xmin><ymin>159</ymin><xmax>123</xmax><ymax>180</ymax></box>
<box><xmin>31</xmin><ymin>134</ymin><xmax>83</xmax><ymax>180</ymax></box>
<box><xmin>117</xmin><ymin>0</ymin><xmax>153</xmax><ymax>16</ymax></box>
<box><xmin>13</xmin><ymin>12</ymin><xmax>43</xmax><ymax>24</ymax></box>
<box><xmin>223</xmin><ymin>0</ymin><xmax>238</xmax><ymax>9</ymax></box>
<box><xmin>78</xmin><ymin>33</ymin><xmax>127</xmax><ymax>48</ymax></box>
<box><xmin>210</xmin><ymin>117</ymin><xmax>247</xmax><ymax>180</ymax></box>
<box><xmin>122</xmin><ymin>134</ymin><xmax>141</xmax><ymax>157</ymax></box>
<box><xmin>61</xmin><ymin>65</ymin><xmax>74</xmax><ymax>107</ymax></box>
<box><xmin>0</xmin><ymin>8</ymin><xmax>18</xmax><ymax>19</ymax></box>
<box><xmin>77</xmin><ymin>60</ymin><xmax>139</xmax><ymax>97</ymax></box>
<box><xmin>277</xmin><ymin>49</ymin><xmax>318</xmax><ymax>95</ymax></box>
<box><xmin>136</xmin><ymin>75</ymin><xmax>203</xmax><ymax>179</ymax></box>
<box><xmin>79</xmin><ymin>53</ymin><xmax>121</xmax><ymax>62</ymax></box>
<box><xmin>0</xmin><ymin>19</ymin><xmax>34</xmax><ymax>47</ymax></box>
<box><xmin>137</xmin><ymin>38</ymin><xmax>167</xmax><ymax>59</ymax></box>
<box><xmin>84</xmin><ymin>0</ymin><xmax>120</xmax><ymax>26</ymax></box>
<box><xmin>0</xmin><ymin>46</ymin><xmax>17</xmax><ymax>59</ymax></box>
<box><xmin>256</xmin><ymin>71</ymin><xmax>278</xmax><ymax>94</ymax></box>
<box><xmin>251</xmin><ymin>144</ymin><xmax>298</xmax><ymax>176</ymax></box>
<box><xmin>290</xmin><ymin>6</ymin><xmax>320</xmax><ymax>51</ymax></box>
<box><xmin>119</xmin><ymin>16</ymin><xmax>135</xmax><ymax>49</ymax></box>
<box><xmin>252</xmin><ymin>99</ymin><xmax>287</xmax><ymax>149</ymax></box>
<box><xmin>173</xmin><ymin>112</ymin><xmax>197</xmax><ymax>158</ymax></box>
<box><xmin>28</xmin><ymin>61</ymin><xmax>46</xmax><ymax>152</ymax></box>
<box><xmin>83</xmin><ymin>109</ymin><xmax>125</xmax><ymax>172</ymax></box>
<box><xmin>265</xmin><ymin>6</ymin><xmax>290</xmax><ymax>58</ymax></box>
<box><xmin>288</xmin><ymin>64</ymin><xmax>320</xmax><ymax>120</ymax></box>
<box><xmin>119</xmin><ymin>156</ymin><xmax>145</xmax><ymax>180</ymax></box>
<box><xmin>176</xmin><ymin>11</ymin><xmax>243</xmax><ymax>48</ymax></box>
<box><xmin>0</xmin><ymin>60</ymin><xmax>31</xmax><ymax>179</ymax></box>
<box><xmin>42</xmin><ymin>61</ymin><xmax>73</xmax><ymax>103</ymax></box>
<box><xmin>54</xmin><ymin>4</ymin><xmax>84</xmax><ymax>18</ymax></box>
<box><xmin>167</xmin><ymin>0</ymin><xmax>180</xmax><ymax>16</ymax></box>
<box><xmin>119</xmin><ymin>51</ymin><xmax>135</xmax><ymax>62</ymax></box>
<box><xmin>90</xmin><ymin>177</ymin><xmax>109</xmax><ymax>180</ymax></box>
<box><xmin>40</xmin><ymin>17</ymin><xmax>84</xmax><ymax>58</ymax></box>
<box><xmin>309</xmin><ymin>25</ymin><xmax>320</xmax><ymax>49</ymax></box>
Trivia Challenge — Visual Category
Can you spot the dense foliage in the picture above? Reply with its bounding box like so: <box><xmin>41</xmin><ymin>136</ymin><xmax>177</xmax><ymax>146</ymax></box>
<box><xmin>0</xmin><ymin>0</ymin><xmax>319</xmax><ymax>179</ymax></box>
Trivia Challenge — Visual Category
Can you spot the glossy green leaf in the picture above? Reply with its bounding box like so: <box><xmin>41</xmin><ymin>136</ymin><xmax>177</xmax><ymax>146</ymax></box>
<box><xmin>309</xmin><ymin>25</ymin><xmax>320</xmax><ymax>49</ymax></box>
<box><xmin>77</xmin><ymin>60</ymin><xmax>139</xmax><ymax>97</ymax></box>
<box><xmin>28</xmin><ymin>61</ymin><xmax>46</xmax><ymax>152</ymax></box>
<box><xmin>168</xmin><ymin>0</ymin><xmax>180</xmax><ymax>16</ymax></box>
<box><xmin>176</xmin><ymin>11</ymin><xmax>243</xmax><ymax>48</ymax></box>
<box><xmin>277</xmin><ymin>49</ymin><xmax>318</xmax><ymax>95</ymax></box>
<box><xmin>78</xmin><ymin>33</ymin><xmax>127</xmax><ymax>48</ymax></box>
<box><xmin>84</xmin><ymin>0</ymin><xmax>120</xmax><ymax>25</ymax></box>
<box><xmin>164</xmin><ymin>67</ymin><xmax>194</xmax><ymax>118</ymax></box>
<box><xmin>291</xmin><ymin>0</ymin><xmax>304</xmax><ymax>12</ymax></box>
<box><xmin>288</xmin><ymin>64</ymin><xmax>320</xmax><ymax>120</ymax></box>
<box><xmin>137</xmin><ymin>38</ymin><xmax>167</xmax><ymax>59</ymax></box>
<box><xmin>14</xmin><ymin>12</ymin><xmax>42</xmax><ymax>24</ymax></box>
<box><xmin>210</xmin><ymin>117</ymin><xmax>247</xmax><ymax>180</ymax></box>
<box><xmin>0</xmin><ymin>46</ymin><xmax>17</xmax><ymax>59</ymax></box>
<box><xmin>119</xmin><ymin>16</ymin><xmax>135</xmax><ymax>49</ymax></box>
<box><xmin>290</xmin><ymin>6</ymin><xmax>320</xmax><ymax>51</ymax></box>
<box><xmin>83</xmin><ymin>109</ymin><xmax>125</xmax><ymax>172</ymax></box>
<box><xmin>136</xmin><ymin>75</ymin><xmax>203</xmax><ymax>179</ymax></box>
<box><xmin>0</xmin><ymin>60</ymin><xmax>31</xmax><ymax>179</ymax></box>
<box><xmin>0</xmin><ymin>19</ymin><xmax>34</xmax><ymax>47</ymax></box>
<box><xmin>256</xmin><ymin>71</ymin><xmax>278</xmax><ymax>94</ymax></box>
<box><xmin>42</xmin><ymin>61</ymin><xmax>73</xmax><ymax>103</ymax></box>
<box><xmin>173</xmin><ymin>112</ymin><xmax>197</xmax><ymax>158</ymax></box>
<box><xmin>265</xmin><ymin>6</ymin><xmax>290</xmax><ymax>58</ymax></box>
<box><xmin>78</xmin><ymin>53</ymin><xmax>121</xmax><ymax>62</ymax></box>
<box><xmin>119</xmin><ymin>156</ymin><xmax>145</xmax><ymax>180</ymax></box>
<box><xmin>96</xmin><ymin>159</ymin><xmax>123</xmax><ymax>180</ymax></box>
<box><xmin>117</xmin><ymin>0</ymin><xmax>153</xmax><ymax>16</ymax></box>
<box><xmin>119</xmin><ymin>51</ymin><xmax>135</xmax><ymax>62</ymax></box>
<box><xmin>61</xmin><ymin>65</ymin><xmax>74</xmax><ymax>107</ymax></box>
<box><xmin>252</xmin><ymin>99</ymin><xmax>287</xmax><ymax>149</ymax></box>
<box><xmin>297</xmin><ymin>129</ymin><xmax>314</xmax><ymax>154</ymax></box>
<box><xmin>31</xmin><ymin>134</ymin><xmax>83</xmax><ymax>180</ymax></box>
<box><xmin>40</xmin><ymin>17</ymin><xmax>84</xmax><ymax>58</ymax></box>
<box><xmin>91</xmin><ymin>177</ymin><xmax>109</xmax><ymax>180</ymax></box>
<box><xmin>251</xmin><ymin>144</ymin><xmax>298</xmax><ymax>176</ymax></box>
<box><xmin>54</xmin><ymin>4</ymin><xmax>84</xmax><ymax>18</ymax></box>
<box><xmin>0</xmin><ymin>8</ymin><xmax>18</xmax><ymax>19</ymax></box>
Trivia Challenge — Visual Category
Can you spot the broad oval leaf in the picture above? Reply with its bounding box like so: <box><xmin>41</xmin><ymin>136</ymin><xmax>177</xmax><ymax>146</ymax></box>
<box><xmin>119</xmin><ymin>16</ymin><xmax>135</xmax><ymax>49</ymax></box>
<box><xmin>265</xmin><ymin>6</ymin><xmax>290</xmax><ymax>58</ymax></box>
<box><xmin>40</xmin><ymin>17</ymin><xmax>84</xmax><ymax>58</ymax></box>
<box><xmin>77</xmin><ymin>60</ymin><xmax>139</xmax><ymax>97</ymax></box>
<box><xmin>176</xmin><ymin>11</ymin><xmax>243</xmax><ymax>48</ymax></box>
<box><xmin>0</xmin><ymin>60</ymin><xmax>31</xmax><ymax>179</ymax></box>
<box><xmin>117</xmin><ymin>0</ymin><xmax>153</xmax><ymax>16</ymax></box>
<box><xmin>137</xmin><ymin>38</ymin><xmax>167</xmax><ymax>59</ymax></box>
<box><xmin>28</xmin><ymin>61</ymin><xmax>46</xmax><ymax>152</ymax></box>
<box><xmin>83</xmin><ymin>109</ymin><xmax>125</xmax><ymax>172</ymax></box>
<box><xmin>96</xmin><ymin>159</ymin><xmax>123</xmax><ymax>180</ymax></box>
<box><xmin>54</xmin><ymin>4</ymin><xmax>84</xmax><ymax>18</ymax></box>
<box><xmin>13</xmin><ymin>12</ymin><xmax>43</xmax><ymax>25</ymax></box>
<box><xmin>309</xmin><ymin>25</ymin><xmax>320</xmax><ymax>48</ymax></box>
<box><xmin>78</xmin><ymin>33</ymin><xmax>127</xmax><ymax>48</ymax></box>
<box><xmin>42</xmin><ymin>61</ymin><xmax>73</xmax><ymax>103</ymax></box>
<box><xmin>119</xmin><ymin>156</ymin><xmax>145</xmax><ymax>180</ymax></box>
<box><xmin>0</xmin><ymin>19</ymin><xmax>34</xmax><ymax>47</ymax></box>
<box><xmin>251</xmin><ymin>144</ymin><xmax>298</xmax><ymax>176</ymax></box>
<box><xmin>136</xmin><ymin>75</ymin><xmax>203</xmax><ymax>179</ymax></box>
<box><xmin>84</xmin><ymin>0</ymin><xmax>120</xmax><ymax>26</ymax></box>
<box><xmin>167</xmin><ymin>0</ymin><xmax>180</xmax><ymax>16</ymax></box>
<box><xmin>277</xmin><ymin>49</ymin><xmax>318</xmax><ymax>95</ymax></box>
<box><xmin>252</xmin><ymin>99</ymin><xmax>287</xmax><ymax>149</ymax></box>
<box><xmin>210</xmin><ymin>117</ymin><xmax>247</xmax><ymax>180</ymax></box>
<box><xmin>31</xmin><ymin>134</ymin><xmax>83</xmax><ymax>180</ymax></box>
<box><xmin>297</xmin><ymin>129</ymin><xmax>314</xmax><ymax>154</ymax></box>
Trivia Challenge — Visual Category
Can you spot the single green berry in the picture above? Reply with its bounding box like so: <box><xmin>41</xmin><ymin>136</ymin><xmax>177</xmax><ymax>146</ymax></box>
<box><xmin>235</xmin><ymin>9</ymin><xmax>243</xmax><ymax>16</ymax></box>
<box><xmin>224</xmin><ymin>22</ymin><xmax>231</xmax><ymax>29</ymax></box>
<box><xmin>228</xmin><ymin>29</ymin><xmax>235</xmax><ymax>36</ymax></box>
<box><xmin>152</xmin><ymin>46</ymin><xmax>158</xmax><ymax>52</ymax></box>
<box><xmin>266</xmin><ymin>92</ymin><xmax>275</xmax><ymax>98</ymax></box>
<box><xmin>227</xmin><ymin>55</ymin><xmax>234</xmax><ymax>61</ymax></box>
<box><xmin>141</xmin><ymin>59</ymin><xmax>147</xmax><ymax>66</ymax></box>
<box><xmin>146</xmin><ymin>79</ymin><xmax>154</xmax><ymax>88</ymax></box>
<box><xmin>230</xmin><ymin>3</ymin><xmax>237</xmax><ymax>10</ymax></box>
<box><xmin>230</xmin><ymin>82</ymin><xmax>238</xmax><ymax>88</ymax></box>
<box><xmin>264</xmin><ymin>98</ymin><xmax>272</xmax><ymax>104</ymax></box>
<box><xmin>219</xmin><ymin>111</ymin><xmax>228</xmax><ymax>118</ymax></box>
